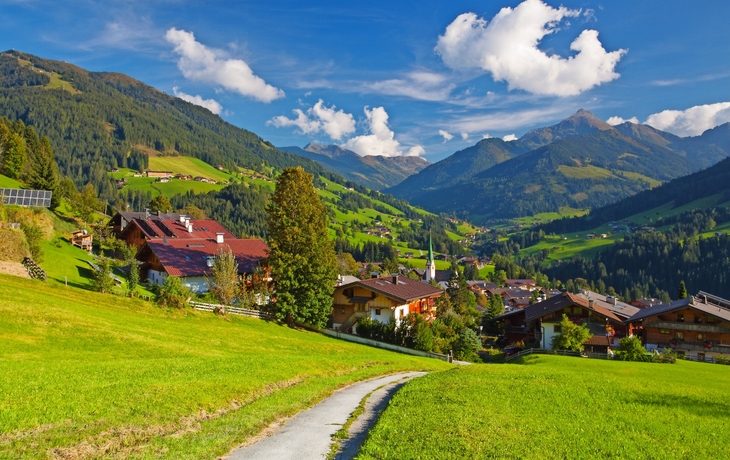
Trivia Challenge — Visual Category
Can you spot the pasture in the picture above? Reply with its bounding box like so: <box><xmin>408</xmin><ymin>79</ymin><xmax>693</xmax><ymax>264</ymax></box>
<box><xmin>358</xmin><ymin>355</ymin><xmax>730</xmax><ymax>459</ymax></box>
<box><xmin>0</xmin><ymin>275</ymin><xmax>449</xmax><ymax>459</ymax></box>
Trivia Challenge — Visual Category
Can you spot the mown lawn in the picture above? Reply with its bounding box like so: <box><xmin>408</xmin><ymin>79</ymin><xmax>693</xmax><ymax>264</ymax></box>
<box><xmin>0</xmin><ymin>275</ymin><xmax>450</xmax><ymax>459</ymax></box>
<box><xmin>358</xmin><ymin>355</ymin><xmax>730</xmax><ymax>459</ymax></box>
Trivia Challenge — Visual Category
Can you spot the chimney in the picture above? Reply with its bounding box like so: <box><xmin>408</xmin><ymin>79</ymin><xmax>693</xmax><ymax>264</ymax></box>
<box><xmin>216</xmin><ymin>232</ymin><xmax>224</xmax><ymax>244</ymax></box>
<box><xmin>392</xmin><ymin>274</ymin><xmax>398</xmax><ymax>284</ymax></box>
<box><xmin>607</xmin><ymin>296</ymin><xmax>617</xmax><ymax>305</ymax></box>
<box><xmin>179</xmin><ymin>215</ymin><xmax>186</xmax><ymax>223</ymax></box>
<box><xmin>188</xmin><ymin>222</ymin><xmax>193</xmax><ymax>233</ymax></box>
<box><xmin>589</xmin><ymin>299</ymin><xmax>594</xmax><ymax>309</ymax></box>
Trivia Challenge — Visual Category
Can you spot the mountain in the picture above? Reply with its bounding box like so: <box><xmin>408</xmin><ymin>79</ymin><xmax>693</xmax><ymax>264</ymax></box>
<box><xmin>389</xmin><ymin>110</ymin><xmax>730</xmax><ymax>222</ymax></box>
<box><xmin>0</xmin><ymin>50</ymin><xmax>337</xmax><ymax>198</ymax></box>
<box><xmin>389</xmin><ymin>109</ymin><xmax>617</xmax><ymax>202</ymax></box>
<box><xmin>279</xmin><ymin>143</ymin><xmax>429</xmax><ymax>190</ymax></box>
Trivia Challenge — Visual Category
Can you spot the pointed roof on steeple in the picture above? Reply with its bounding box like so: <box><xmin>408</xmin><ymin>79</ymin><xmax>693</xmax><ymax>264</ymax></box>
<box><xmin>427</xmin><ymin>231</ymin><xmax>434</xmax><ymax>265</ymax></box>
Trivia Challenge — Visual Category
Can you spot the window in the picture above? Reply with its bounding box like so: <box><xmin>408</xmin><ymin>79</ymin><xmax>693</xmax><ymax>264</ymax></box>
<box><xmin>343</xmin><ymin>288</ymin><xmax>353</xmax><ymax>298</ymax></box>
<box><xmin>340</xmin><ymin>308</ymin><xmax>345</xmax><ymax>314</ymax></box>
<box><xmin>676</xmin><ymin>332</ymin><xmax>684</xmax><ymax>341</ymax></box>
<box><xmin>660</xmin><ymin>329</ymin><xmax>670</xmax><ymax>334</ymax></box>
<box><xmin>375</xmin><ymin>308</ymin><xmax>381</xmax><ymax>315</ymax></box>
<box><xmin>574</xmin><ymin>307</ymin><xmax>582</xmax><ymax>314</ymax></box>
<box><xmin>697</xmin><ymin>333</ymin><xmax>704</xmax><ymax>340</ymax></box>
<box><xmin>554</xmin><ymin>325</ymin><xmax>562</xmax><ymax>333</ymax></box>
<box><xmin>677</xmin><ymin>313</ymin><xmax>684</xmax><ymax>323</ymax></box>
<box><xmin>694</xmin><ymin>315</ymin><xmax>701</xmax><ymax>324</ymax></box>
<box><xmin>707</xmin><ymin>316</ymin><xmax>715</xmax><ymax>323</ymax></box>
<box><xmin>371</xmin><ymin>291</ymin><xmax>377</xmax><ymax>299</ymax></box>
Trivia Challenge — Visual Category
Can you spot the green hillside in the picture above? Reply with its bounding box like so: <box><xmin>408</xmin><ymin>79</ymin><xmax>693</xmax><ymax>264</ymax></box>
<box><xmin>0</xmin><ymin>50</ymin><xmax>337</xmax><ymax>201</ymax></box>
<box><xmin>359</xmin><ymin>355</ymin><xmax>730</xmax><ymax>459</ymax></box>
<box><xmin>0</xmin><ymin>275</ymin><xmax>449</xmax><ymax>459</ymax></box>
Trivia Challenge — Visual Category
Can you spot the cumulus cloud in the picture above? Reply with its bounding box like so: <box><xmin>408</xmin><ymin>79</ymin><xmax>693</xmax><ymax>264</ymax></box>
<box><xmin>343</xmin><ymin>107</ymin><xmax>424</xmax><ymax>157</ymax></box>
<box><xmin>606</xmin><ymin>115</ymin><xmax>638</xmax><ymax>126</ymax></box>
<box><xmin>461</xmin><ymin>132</ymin><xmax>469</xmax><ymax>140</ymax></box>
<box><xmin>165</xmin><ymin>28</ymin><xmax>284</xmax><ymax>103</ymax></box>
<box><xmin>172</xmin><ymin>87</ymin><xmax>222</xmax><ymax>115</ymax></box>
<box><xmin>645</xmin><ymin>102</ymin><xmax>730</xmax><ymax>137</ymax></box>
<box><xmin>268</xmin><ymin>99</ymin><xmax>356</xmax><ymax>140</ymax></box>
<box><xmin>439</xmin><ymin>130</ymin><xmax>454</xmax><ymax>142</ymax></box>
<box><xmin>365</xmin><ymin>71</ymin><xmax>455</xmax><ymax>102</ymax></box>
<box><xmin>502</xmin><ymin>134</ymin><xmax>518</xmax><ymax>141</ymax></box>
<box><xmin>435</xmin><ymin>0</ymin><xmax>626</xmax><ymax>96</ymax></box>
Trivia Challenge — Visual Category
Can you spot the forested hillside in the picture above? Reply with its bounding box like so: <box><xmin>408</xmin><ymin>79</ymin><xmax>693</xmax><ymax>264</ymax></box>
<box><xmin>0</xmin><ymin>51</ymin><xmax>333</xmax><ymax>200</ymax></box>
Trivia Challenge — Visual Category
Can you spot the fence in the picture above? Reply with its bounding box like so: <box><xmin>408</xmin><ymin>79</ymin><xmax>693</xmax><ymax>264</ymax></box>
<box><xmin>505</xmin><ymin>348</ymin><xmax>609</xmax><ymax>362</ymax></box>
<box><xmin>22</xmin><ymin>257</ymin><xmax>46</xmax><ymax>281</ymax></box>
<box><xmin>190</xmin><ymin>301</ymin><xmax>272</xmax><ymax>320</ymax></box>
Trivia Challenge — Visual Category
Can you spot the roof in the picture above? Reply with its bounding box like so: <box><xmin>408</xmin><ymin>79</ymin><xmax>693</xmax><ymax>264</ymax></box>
<box><xmin>505</xmin><ymin>279</ymin><xmax>536</xmax><ymax>286</ymax></box>
<box><xmin>123</xmin><ymin>218</ymin><xmax>236</xmax><ymax>241</ymax></box>
<box><xmin>489</xmin><ymin>287</ymin><xmax>533</xmax><ymax>299</ymax></box>
<box><xmin>146</xmin><ymin>238</ymin><xmax>269</xmax><ymax>277</ymax></box>
<box><xmin>576</xmin><ymin>290</ymin><xmax>640</xmax><ymax>320</ymax></box>
<box><xmin>111</xmin><ymin>211</ymin><xmax>182</xmax><ymax>224</ymax></box>
<box><xmin>584</xmin><ymin>335</ymin><xmax>611</xmax><ymax>346</ymax></box>
<box><xmin>524</xmin><ymin>292</ymin><xmax>622</xmax><ymax>323</ymax></box>
<box><xmin>341</xmin><ymin>275</ymin><xmax>442</xmax><ymax>304</ymax></box>
<box><xmin>467</xmin><ymin>281</ymin><xmax>499</xmax><ymax>289</ymax></box>
<box><xmin>628</xmin><ymin>295</ymin><xmax>730</xmax><ymax>323</ymax></box>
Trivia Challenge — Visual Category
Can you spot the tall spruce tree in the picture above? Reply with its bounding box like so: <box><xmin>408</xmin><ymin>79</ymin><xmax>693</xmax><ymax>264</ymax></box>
<box><xmin>267</xmin><ymin>166</ymin><xmax>337</xmax><ymax>327</ymax></box>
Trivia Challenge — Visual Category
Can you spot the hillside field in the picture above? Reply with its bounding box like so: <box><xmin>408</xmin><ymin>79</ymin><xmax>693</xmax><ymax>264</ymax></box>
<box><xmin>358</xmin><ymin>355</ymin><xmax>730</xmax><ymax>459</ymax></box>
<box><xmin>0</xmin><ymin>275</ymin><xmax>450</xmax><ymax>459</ymax></box>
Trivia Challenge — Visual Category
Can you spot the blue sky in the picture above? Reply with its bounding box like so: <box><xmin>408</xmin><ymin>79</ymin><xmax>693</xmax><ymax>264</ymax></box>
<box><xmin>1</xmin><ymin>0</ymin><xmax>729</xmax><ymax>161</ymax></box>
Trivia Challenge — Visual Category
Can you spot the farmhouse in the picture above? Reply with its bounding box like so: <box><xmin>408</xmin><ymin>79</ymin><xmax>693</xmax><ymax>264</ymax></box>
<box><xmin>137</xmin><ymin>235</ymin><xmax>268</xmax><ymax>293</ymax></box>
<box><xmin>497</xmin><ymin>292</ymin><xmax>627</xmax><ymax>351</ymax></box>
<box><xmin>117</xmin><ymin>215</ymin><xmax>235</xmax><ymax>250</ymax></box>
<box><xmin>145</xmin><ymin>170</ymin><xmax>173</xmax><ymax>178</ymax></box>
<box><xmin>331</xmin><ymin>275</ymin><xmax>442</xmax><ymax>333</ymax></box>
<box><xmin>108</xmin><ymin>211</ymin><xmax>182</xmax><ymax>237</ymax></box>
<box><xmin>504</xmin><ymin>279</ymin><xmax>538</xmax><ymax>290</ymax></box>
<box><xmin>70</xmin><ymin>229</ymin><xmax>93</xmax><ymax>252</ymax></box>
<box><xmin>627</xmin><ymin>292</ymin><xmax>730</xmax><ymax>360</ymax></box>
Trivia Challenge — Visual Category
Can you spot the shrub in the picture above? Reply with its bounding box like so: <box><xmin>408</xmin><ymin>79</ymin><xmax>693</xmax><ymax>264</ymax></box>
<box><xmin>615</xmin><ymin>336</ymin><xmax>649</xmax><ymax>362</ymax></box>
<box><xmin>453</xmin><ymin>329</ymin><xmax>481</xmax><ymax>362</ymax></box>
<box><xmin>92</xmin><ymin>257</ymin><xmax>115</xmax><ymax>294</ymax></box>
<box><xmin>551</xmin><ymin>314</ymin><xmax>591</xmax><ymax>352</ymax></box>
<box><xmin>156</xmin><ymin>276</ymin><xmax>191</xmax><ymax>309</ymax></box>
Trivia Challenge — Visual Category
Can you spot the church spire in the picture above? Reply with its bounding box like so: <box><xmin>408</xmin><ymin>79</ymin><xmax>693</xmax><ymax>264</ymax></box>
<box><xmin>425</xmin><ymin>231</ymin><xmax>436</xmax><ymax>283</ymax></box>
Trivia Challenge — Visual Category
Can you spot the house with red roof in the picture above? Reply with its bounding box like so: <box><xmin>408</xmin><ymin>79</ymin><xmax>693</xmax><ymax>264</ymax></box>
<box><xmin>134</xmin><ymin>217</ymin><xmax>268</xmax><ymax>293</ymax></box>
<box><xmin>332</xmin><ymin>274</ymin><xmax>442</xmax><ymax>333</ymax></box>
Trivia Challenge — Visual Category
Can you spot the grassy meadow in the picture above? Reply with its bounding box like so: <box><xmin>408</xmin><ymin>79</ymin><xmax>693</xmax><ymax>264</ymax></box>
<box><xmin>0</xmin><ymin>275</ymin><xmax>450</xmax><ymax>459</ymax></box>
<box><xmin>357</xmin><ymin>355</ymin><xmax>730</xmax><ymax>459</ymax></box>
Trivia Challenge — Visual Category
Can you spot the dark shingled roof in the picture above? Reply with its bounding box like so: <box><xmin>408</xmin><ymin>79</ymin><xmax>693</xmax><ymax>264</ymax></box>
<box><xmin>584</xmin><ymin>335</ymin><xmax>611</xmax><ymax>346</ymax></box>
<box><xmin>342</xmin><ymin>275</ymin><xmax>442</xmax><ymax>304</ymax></box>
<box><xmin>524</xmin><ymin>292</ymin><xmax>621</xmax><ymax>323</ymax></box>
<box><xmin>628</xmin><ymin>295</ymin><xmax>730</xmax><ymax>323</ymax></box>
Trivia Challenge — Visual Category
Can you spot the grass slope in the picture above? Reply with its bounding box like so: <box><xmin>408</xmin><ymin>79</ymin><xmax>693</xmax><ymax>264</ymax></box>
<box><xmin>148</xmin><ymin>156</ymin><xmax>232</xmax><ymax>183</ymax></box>
<box><xmin>358</xmin><ymin>355</ymin><xmax>730</xmax><ymax>459</ymax></box>
<box><xmin>0</xmin><ymin>276</ymin><xmax>449</xmax><ymax>459</ymax></box>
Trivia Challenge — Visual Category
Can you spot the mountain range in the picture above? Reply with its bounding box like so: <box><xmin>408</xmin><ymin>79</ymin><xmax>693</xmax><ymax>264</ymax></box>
<box><xmin>387</xmin><ymin>110</ymin><xmax>730</xmax><ymax>222</ymax></box>
<box><xmin>279</xmin><ymin>143</ymin><xmax>428</xmax><ymax>190</ymax></box>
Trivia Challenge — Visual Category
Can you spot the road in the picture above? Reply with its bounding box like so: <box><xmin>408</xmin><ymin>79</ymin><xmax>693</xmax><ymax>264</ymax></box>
<box><xmin>226</xmin><ymin>372</ymin><xmax>426</xmax><ymax>460</ymax></box>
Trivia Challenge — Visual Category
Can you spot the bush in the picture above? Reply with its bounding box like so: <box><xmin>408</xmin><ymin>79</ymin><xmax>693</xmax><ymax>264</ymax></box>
<box><xmin>156</xmin><ymin>276</ymin><xmax>191</xmax><ymax>309</ymax></box>
<box><xmin>453</xmin><ymin>329</ymin><xmax>481</xmax><ymax>362</ymax></box>
<box><xmin>614</xmin><ymin>336</ymin><xmax>648</xmax><ymax>362</ymax></box>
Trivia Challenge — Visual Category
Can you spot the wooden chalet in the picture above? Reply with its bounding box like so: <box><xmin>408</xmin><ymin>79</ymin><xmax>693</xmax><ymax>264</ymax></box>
<box><xmin>332</xmin><ymin>275</ymin><xmax>442</xmax><ymax>333</ymax></box>
<box><xmin>504</xmin><ymin>279</ymin><xmax>538</xmax><ymax>290</ymax></box>
<box><xmin>118</xmin><ymin>216</ymin><xmax>235</xmax><ymax>250</ymax></box>
<box><xmin>627</xmin><ymin>292</ymin><xmax>730</xmax><ymax>360</ymax></box>
<box><xmin>497</xmin><ymin>292</ymin><xmax>627</xmax><ymax>350</ymax></box>
<box><xmin>70</xmin><ymin>229</ymin><xmax>93</xmax><ymax>252</ymax></box>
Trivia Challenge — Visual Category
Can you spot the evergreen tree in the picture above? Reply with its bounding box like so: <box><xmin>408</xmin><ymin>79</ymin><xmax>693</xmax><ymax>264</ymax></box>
<box><xmin>149</xmin><ymin>195</ymin><xmax>172</xmax><ymax>213</ymax></box>
<box><xmin>92</xmin><ymin>257</ymin><xmax>114</xmax><ymax>294</ymax></box>
<box><xmin>27</xmin><ymin>136</ymin><xmax>60</xmax><ymax>202</ymax></box>
<box><xmin>2</xmin><ymin>131</ymin><xmax>26</xmax><ymax>179</ymax></box>
<box><xmin>677</xmin><ymin>280</ymin><xmax>688</xmax><ymax>299</ymax></box>
<box><xmin>267</xmin><ymin>167</ymin><xmax>337</xmax><ymax>327</ymax></box>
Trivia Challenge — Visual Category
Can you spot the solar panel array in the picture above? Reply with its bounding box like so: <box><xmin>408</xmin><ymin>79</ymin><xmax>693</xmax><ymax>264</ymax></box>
<box><xmin>0</xmin><ymin>189</ymin><xmax>52</xmax><ymax>207</ymax></box>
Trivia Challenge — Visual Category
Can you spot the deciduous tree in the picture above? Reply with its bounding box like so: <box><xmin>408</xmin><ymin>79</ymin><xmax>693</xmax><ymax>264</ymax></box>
<box><xmin>207</xmin><ymin>247</ymin><xmax>239</xmax><ymax>306</ymax></box>
<box><xmin>551</xmin><ymin>314</ymin><xmax>592</xmax><ymax>352</ymax></box>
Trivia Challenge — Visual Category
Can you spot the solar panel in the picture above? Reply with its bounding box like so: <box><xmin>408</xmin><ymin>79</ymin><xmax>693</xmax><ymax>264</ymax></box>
<box><xmin>0</xmin><ymin>189</ymin><xmax>52</xmax><ymax>207</ymax></box>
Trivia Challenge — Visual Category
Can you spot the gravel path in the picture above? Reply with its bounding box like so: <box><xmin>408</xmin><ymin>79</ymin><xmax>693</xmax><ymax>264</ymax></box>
<box><xmin>226</xmin><ymin>372</ymin><xmax>426</xmax><ymax>460</ymax></box>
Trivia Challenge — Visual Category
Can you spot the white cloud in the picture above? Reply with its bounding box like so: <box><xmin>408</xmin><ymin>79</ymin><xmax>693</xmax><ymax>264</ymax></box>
<box><xmin>645</xmin><ymin>102</ymin><xmax>730</xmax><ymax>137</ymax></box>
<box><xmin>439</xmin><ymin>130</ymin><xmax>454</xmax><ymax>142</ymax></box>
<box><xmin>268</xmin><ymin>99</ymin><xmax>356</xmax><ymax>141</ymax></box>
<box><xmin>449</xmin><ymin>106</ymin><xmax>567</xmax><ymax>134</ymax></box>
<box><xmin>606</xmin><ymin>116</ymin><xmax>638</xmax><ymax>126</ymax></box>
<box><xmin>502</xmin><ymin>134</ymin><xmax>518</xmax><ymax>141</ymax></box>
<box><xmin>343</xmin><ymin>107</ymin><xmax>424</xmax><ymax>157</ymax></box>
<box><xmin>365</xmin><ymin>71</ymin><xmax>455</xmax><ymax>102</ymax></box>
<box><xmin>435</xmin><ymin>0</ymin><xmax>626</xmax><ymax>96</ymax></box>
<box><xmin>165</xmin><ymin>28</ymin><xmax>284</xmax><ymax>103</ymax></box>
<box><xmin>482</xmin><ymin>134</ymin><xmax>492</xmax><ymax>139</ymax></box>
<box><xmin>172</xmin><ymin>87</ymin><xmax>222</xmax><ymax>115</ymax></box>
<box><xmin>461</xmin><ymin>132</ymin><xmax>469</xmax><ymax>140</ymax></box>
<box><xmin>304</xmin><ymin>91</ymin><xmax>312</xmax><ymax>97</ymax></box>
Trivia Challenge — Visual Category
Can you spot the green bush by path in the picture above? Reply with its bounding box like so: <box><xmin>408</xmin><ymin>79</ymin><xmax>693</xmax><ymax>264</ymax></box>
<box><xmin>0</xmin><ymin>275</ymin><xmax>450</xmax><ymax>459</ymax></box>
<box><xmin>358</xmin><ymin>355</ymin><xmax>730</xmax><ymax>459</ymax></box>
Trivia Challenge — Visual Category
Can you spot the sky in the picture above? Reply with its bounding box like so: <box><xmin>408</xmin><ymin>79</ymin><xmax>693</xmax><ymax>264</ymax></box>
<box><xmin>1</xmin><ymin>0</ymin><xmax>729</xmax><ymax>162</ymax></box>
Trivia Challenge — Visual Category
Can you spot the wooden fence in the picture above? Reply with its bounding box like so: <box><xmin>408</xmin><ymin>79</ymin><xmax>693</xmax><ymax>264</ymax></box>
<box><xmin>505</xmin><ymin>348</ymin><xmax>609</xmax><ymax>362</ymax></box>
<box><xmin>190</xmin><ymin>301</ymin><xmax>272</xmax><ymax>319</ymax></box>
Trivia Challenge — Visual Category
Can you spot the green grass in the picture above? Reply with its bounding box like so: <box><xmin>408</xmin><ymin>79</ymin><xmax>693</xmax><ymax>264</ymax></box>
<box><xmin>558</xmin><ymin>164</ymin><xmax>616</xmax><ymax>180</ymax></box>
<box><xmin>122</xmin><ymin>176</ymin><xmax>223</xmax><ymax>197</ymax></box>
<box><xmin>0</xmin><ymin>174</ymin><xmax>22</xmax><ymax>188</ymax></box>
<box><xmin>148</xmin><ymin>156</ymin><xmax>232</xmax><ymax>183</ymax></box>
<box><xmin>358</xmin><ymin>355</ymin><xmax>730</xmax><ymax>459</ymax></box>
<box><xmin>0</xmin><ymin>275</ymin><xmax>450</xmax><ymax>459</ymax></box>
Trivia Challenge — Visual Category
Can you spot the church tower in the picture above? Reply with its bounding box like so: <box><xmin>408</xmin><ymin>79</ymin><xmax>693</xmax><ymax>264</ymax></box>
<box><xmin>425</xmin><ymin>232</ymin><xmax>436</xmax><ymax>283</ymax></box>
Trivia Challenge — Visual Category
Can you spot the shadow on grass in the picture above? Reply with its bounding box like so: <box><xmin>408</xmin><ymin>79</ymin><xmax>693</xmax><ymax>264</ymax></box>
<box><xmin>627</xmin><ymin>391</ymin><xmax>730</xmax><ymax>419</ymax></box>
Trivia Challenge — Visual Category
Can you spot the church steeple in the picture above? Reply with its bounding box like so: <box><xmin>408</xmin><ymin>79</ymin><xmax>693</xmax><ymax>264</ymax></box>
<box><xmin>425</xmin><ymin>231</ymin><xmax>436</xmax><ymax>283</ymax></box>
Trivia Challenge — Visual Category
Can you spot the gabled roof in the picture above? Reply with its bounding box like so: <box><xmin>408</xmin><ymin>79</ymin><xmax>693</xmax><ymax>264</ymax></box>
<box><xmin>145</xmin><ymin>238</ymin><xmax>269</xmax><ymax>277</ymax></box>
<box><xmin>340</xmin><ymin>275</ymin><xmax>442</xmax><ymax>304</ymax></box>
<box><xmin>467</xmin><ymin>281</ymin><xmax>499</xmax><ymax>289</ymax></box>
<box><xmin>628</xmin><ymin>295</ymin><xmax>730</xmax><ymax>323</ymax></box>
<box><xmin>122</xmin><ymin>219</ymin><xmax>236</xmax><ymax>241</ymax></box>
<box><xmin>576</xmin><ymin>290</ymin><xmax>640</xmax><ymax>320</ymax></box>
<box><xmin>505</xmin><ymin>279</ymin><xmax>536</xmax><ymax>286</ymax></box>
<box><xmin>523</xmin><ymin>292</ymin><xmax>621</xmax><ymax>323</ymax></box>
<box><xmin>488</xmin><ymin>287</ymin><xmax>533</xmax><ymax>299</ymax></box>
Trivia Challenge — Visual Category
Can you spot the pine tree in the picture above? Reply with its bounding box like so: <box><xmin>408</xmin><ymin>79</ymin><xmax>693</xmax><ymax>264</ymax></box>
<box><xmin>27</xmin><ymin>136</ymin><xmax>60</xmax><ymax>199</ymax></box>
<box><xmin>267</xmin><ymin>167</ymin><xmax>337</xmax><ymax>327</ymax></box>
<box><xmin>677</xmin><ymin>280</ymin><xmax>688</xmax><ymax>299</ymax></box>
<box><xmin>1</xmin><ymin>132</ymin><xmax>26</xmax><ymax>179</ymax></box>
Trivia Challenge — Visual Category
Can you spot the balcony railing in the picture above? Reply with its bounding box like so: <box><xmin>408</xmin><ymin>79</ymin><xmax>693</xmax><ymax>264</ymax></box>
<box><xmin>644</xmin><ymin>321</ymin><xmax>730</xmax><ymax>333</ymax></box>
<box><xmin>657</xmin><ymin>340</ymin><xmax>730</xmax><ymax>352</ymax></box>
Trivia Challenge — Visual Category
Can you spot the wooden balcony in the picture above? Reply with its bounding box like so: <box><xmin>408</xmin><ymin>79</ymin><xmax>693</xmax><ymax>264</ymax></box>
<box><xmin>657</xmin><ymin>340</ymin><xmax>730</xmax><ymax>352</ymax></box>
<box><xmin>644</xmin><ymin>321</ymin><xmax>730</xmax><ymax>333</ymax></box>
